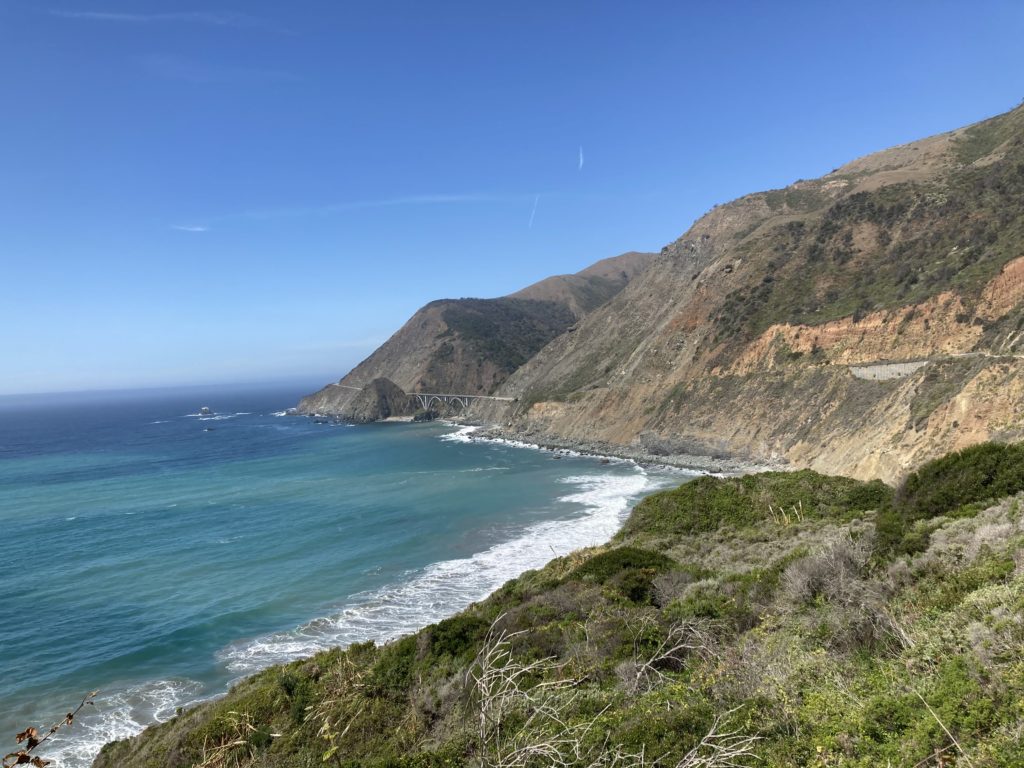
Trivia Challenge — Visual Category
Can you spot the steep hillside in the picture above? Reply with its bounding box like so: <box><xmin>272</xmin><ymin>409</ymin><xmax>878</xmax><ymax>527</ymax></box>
<box><xmin>482</xmin><ymin>104</ymin><xmax>1024</xmax><ymax>482</ymax></box>
<box><xmin>297</xmin><ymin>252</ymin><xmax>654</xmax><ymax>416</ymax></box>
<box><xmin>94</xmin><ymin>442</ymin><xmax>1024</xmax><ymax>768</ymax></box>
<box><xmin>510</xmin><ymin>251</ymin><xmax>656</xmax><ymax>315</ymax></box>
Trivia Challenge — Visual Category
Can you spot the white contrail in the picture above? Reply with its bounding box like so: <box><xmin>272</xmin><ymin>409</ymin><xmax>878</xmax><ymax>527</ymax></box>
<box><xmin>528</xmin><ymin>194</ymin><xmax>540</xmax><ymax>228</ymax></box>
<box><xmin>578</xmin><ymin>145</ymin><xmax>584</xmax><ymax>170</ymax></box>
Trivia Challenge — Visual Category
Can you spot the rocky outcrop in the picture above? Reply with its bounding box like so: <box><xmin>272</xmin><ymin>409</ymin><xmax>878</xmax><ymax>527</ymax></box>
<box><xmin>299</xmin><ymin>378</ymin><xmax>413</xmax><ymax>423</ymax></box>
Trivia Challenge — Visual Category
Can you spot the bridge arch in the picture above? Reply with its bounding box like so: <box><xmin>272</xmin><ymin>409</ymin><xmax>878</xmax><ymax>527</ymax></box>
<box><xmin>409</xmin><ymin>392</ymin><xmax>494</xmax><ymax>411</ymax></box>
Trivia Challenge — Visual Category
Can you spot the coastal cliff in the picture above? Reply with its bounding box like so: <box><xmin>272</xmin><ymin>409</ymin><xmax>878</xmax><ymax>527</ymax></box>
<box><xmin>298</xmin><ymin>105</ymin><xmax>1024</xmax><ymax>481</ymax></box>
<box><xmin>468</xmin><ymin>104</ymin><xmax>1024</xmax><ymax>482</ymax></box>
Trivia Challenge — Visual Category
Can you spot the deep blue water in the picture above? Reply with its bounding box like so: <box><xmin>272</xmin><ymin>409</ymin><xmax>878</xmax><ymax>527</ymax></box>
<box><xmin>0</xmin><ymin>384</ymin><xmax>684</xmax><ymax>767</ymax></box>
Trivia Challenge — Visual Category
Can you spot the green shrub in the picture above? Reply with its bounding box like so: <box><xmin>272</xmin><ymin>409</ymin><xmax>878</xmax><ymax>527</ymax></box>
<box><xmin>840</xmin><ymin>478</ymin><xmax>895</xmax><ymax>512</ymax></box>
<box><xmin>570</xmin><ymin>547</ymin><xmax>676</xmax><ymax>582</ymax></box>
<box><xmin>896</xmin><ymin>442</ymin><xmax>1024</xmax><ymax>519</ymax></box>
<box><xmin>668</xmin><ymin>583</ymin><xmax>731</xmax><ymax>620</ymax></box>
<box><xmin>620</xmin><ymin>470</ymin><xmax>890</xmax><ymax>540</ymax></box>
<box><xmin>607</xmin><ymin>699</ymin><xmax>714</xmax><ymax>760</ymax></box>
<box><xmin>428</xmin><ymin>614</ymin><xmax>489</xmax><ymax>660</ymax></box>
<box><xmin>278</xmin><ymin>669</ymin><xmax>315</xmax><ymax>724</ymax></box>
<box><xmin>878</xmin><ymin>441</ymin><xmax>1024</xmax><ymax>555</ymax></box>
<box><xmin>568</xmin><ymin>547</ymin><xmax>676</xmax><ymax>603</ymax></box>
<box><xmin>366</xmin><ymin>635</ymin><xmax>417</xmax><ymax>698</ymax></box>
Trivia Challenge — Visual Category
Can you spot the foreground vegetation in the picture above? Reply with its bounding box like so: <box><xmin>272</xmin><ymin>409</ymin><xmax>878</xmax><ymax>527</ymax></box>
<box><xmin>95</xmin><ymin>443</ymin><xmax>1024</xmax><ymax>768</ymax></box>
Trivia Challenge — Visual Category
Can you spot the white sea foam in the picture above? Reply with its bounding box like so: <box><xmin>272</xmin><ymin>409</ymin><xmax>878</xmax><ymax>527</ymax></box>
<box><xmin>450</xmin><ymin>429</ymin><xmax>714</xmax><ymax>476</ymax></box>
<box><xmin>37</xmin><ymin>679</ymin><xmax>205</xmax><ymax>768</ymax></box>
<box><xmin>465</xmin><ymin>433</ymin><xmax>620</xmax><ymax>464</ymax></box>
<box><xmin>270</xmin><ymin>409</ymin><xmax>295</xmax><ymax>417</ymax></box>
<box><xmin>439</xmin><ymin>425</ymin><xmax>480</xmax><ymax>443</ymax></box>
<box><xmin>217</xmin><ymin>469</ymin><xmax>658</xmax><ymax>675</ymax></box>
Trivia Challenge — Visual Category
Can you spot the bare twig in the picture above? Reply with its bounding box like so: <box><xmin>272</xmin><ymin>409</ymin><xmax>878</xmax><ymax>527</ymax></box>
<box><xmin>470</xmin><ymin>620</ymin><xmax>597</xmax><ymax>768</ymax></box>
<box><xmin>4</xmin><ymin>691</ymin><xmax>98</xmax><ymax>768</ymax></box>
<box><xmin>912</xmin><ymin>690</ymin><xmax>975</xmax><ymax>768</ymax></box>
<box><xmin>620</xmin><ymin>616</ymin><xmax>719</xmax><ymax>695</ymax></box>
<box><xmin>675</xmin><ymin>707</ymin><xmax>761</xmax><ymax>768</ymax></box>
<box><xmin>471</xmin><ymin>617</ymin><xmax>756</xmax><ymax>768</ymax></box>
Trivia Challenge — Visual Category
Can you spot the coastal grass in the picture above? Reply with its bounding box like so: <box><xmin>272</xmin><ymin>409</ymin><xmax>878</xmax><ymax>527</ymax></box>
<box><xmin>95</xmin><ymin>443</ymin><xmax>1024</xmax><ymax>768</ymax></box>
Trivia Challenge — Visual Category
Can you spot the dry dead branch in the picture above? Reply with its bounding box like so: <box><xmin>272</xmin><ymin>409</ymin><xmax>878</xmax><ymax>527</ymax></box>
<box><xmin>471</xmin><ymin>616</ymin><xmax>757</xmax><ymax>768</ymax></box>
<box><xmin>4</xmin><ymin>691</ymin><xmax>98</xmax><ymax>768</ymax></box>
<box><xmin>674</xmin><ymin>707</ymin><xmax>761</xmax><ymax>768</ymax></box>
<box><xmin>619</xmin><ymin>616</ymin><xmax>719</xmax><ymax>695</ymax></box>
<box><xmin>470</xmin><ymin>620</ymin><xmax>600</xmax><ymax>768</ymax></box>
<box><xmin>195</xmin><ymin>711</ymin><xmax>276</xmax><ymax>768</ymax></box>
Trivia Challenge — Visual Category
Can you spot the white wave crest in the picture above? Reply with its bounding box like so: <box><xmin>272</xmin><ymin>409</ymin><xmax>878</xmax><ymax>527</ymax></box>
<box><xmin>439</xmin><ymin>425</ymin><xmax>480</xmax><ymax>443</ymax></box>
<box><xmin>217</xmin><ymin>469</ymin><xmax>656</xmax><ymax>675</ymax></box>
<box><xmin>37</xmin><ymin>679</ymin><xmax>205</xmax><ymax>768</ymax></box>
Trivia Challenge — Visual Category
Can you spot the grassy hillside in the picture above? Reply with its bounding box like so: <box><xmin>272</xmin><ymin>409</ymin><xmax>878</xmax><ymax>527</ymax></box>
<box><xmin>94</xmin><ymin>443</ymin><xmax>1024</xmax><ymax>768</ymax></box>
<box><xmin>713</xmin><ymin>109</ymin><xmax>1024</xmax><ymax>351</ymax></box>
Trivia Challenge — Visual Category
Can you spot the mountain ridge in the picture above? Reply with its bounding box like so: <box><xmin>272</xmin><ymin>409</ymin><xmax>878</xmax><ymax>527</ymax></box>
<box><xmin>87</xmin><ymin>102</ymin><xmax>1024</xmax><ymax>768</ymax></box>
<box><xmin>296</xmin><ymin>251</ymin><xmax>655</xmax><ymax>417</ymax></box>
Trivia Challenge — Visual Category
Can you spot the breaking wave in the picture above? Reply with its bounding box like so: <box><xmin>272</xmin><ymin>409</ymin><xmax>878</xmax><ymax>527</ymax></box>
<box><xmin>217</xmin><ymin>470</ymin><xmax>656</xmax><ymax>675</ymax></box>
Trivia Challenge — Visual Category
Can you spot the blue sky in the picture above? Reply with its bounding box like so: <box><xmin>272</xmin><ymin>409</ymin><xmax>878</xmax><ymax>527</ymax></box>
<box><xmin>2</xmin><ymin>1</ymin><xmax>1023</xmax><ymax>395</ymax></box>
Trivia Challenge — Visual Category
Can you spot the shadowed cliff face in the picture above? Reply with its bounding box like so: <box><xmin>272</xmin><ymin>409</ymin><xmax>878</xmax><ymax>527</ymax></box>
<box><xmin>296</xmin><ymin>251</ymin><xmax>655</xmax><ymax>415</ymax></box>
<box><xmin>485</xmin><ymin>104</ymin><xmax>1024</xmax><ymax>481</ymax></box>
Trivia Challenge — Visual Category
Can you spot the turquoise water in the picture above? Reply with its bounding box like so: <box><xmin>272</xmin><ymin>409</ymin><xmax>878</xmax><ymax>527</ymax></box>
<box><xmin>0</xmin><ymin>385</ymin><xmax>685</xmax><ymax>767</ymax></box>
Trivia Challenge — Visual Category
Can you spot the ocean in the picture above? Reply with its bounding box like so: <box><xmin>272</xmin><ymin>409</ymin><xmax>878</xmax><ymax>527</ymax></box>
<box><xmin>0</xmin><ymin>384</ymin><xmax>687</xmax><ymax>768</ymax></box>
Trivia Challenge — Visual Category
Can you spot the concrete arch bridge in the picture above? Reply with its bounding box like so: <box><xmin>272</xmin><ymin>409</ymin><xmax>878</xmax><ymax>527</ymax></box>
<box><xmin>409</xmin><ymin>393</ymin><xmax>514</xmax><ymax>410</ymax></box>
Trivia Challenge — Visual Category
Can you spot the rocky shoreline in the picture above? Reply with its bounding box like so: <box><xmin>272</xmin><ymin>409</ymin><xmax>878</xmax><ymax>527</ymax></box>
<box><xmin>294</xmin><ymin>405</ymin><xmax>785</xmax><ymax>476</ymax></box>
<box><xmin>467</xmin><ymin>422</ymin><xmax>787</xmax><ymax>476</ymax></box>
